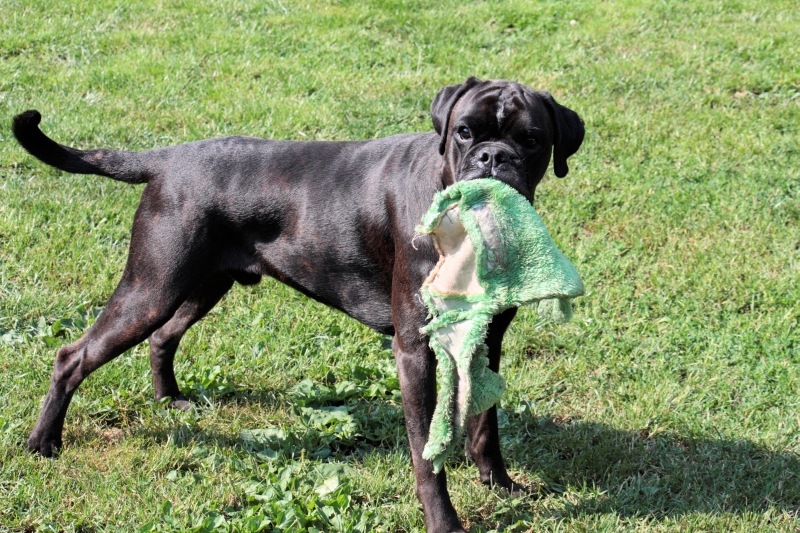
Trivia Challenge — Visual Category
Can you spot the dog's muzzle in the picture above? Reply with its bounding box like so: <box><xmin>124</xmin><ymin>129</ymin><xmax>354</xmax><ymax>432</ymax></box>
<box><xmin>458</xmin><ymin>142</ymin><xmax>528</xmax><ymax>197</ymax></box>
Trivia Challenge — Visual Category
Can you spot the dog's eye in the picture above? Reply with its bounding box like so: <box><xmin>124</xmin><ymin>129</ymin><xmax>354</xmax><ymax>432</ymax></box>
<box><xmin>457</xmin><ymin>126</ymin><xmax>471</xmax><ymax>140</ymax></box>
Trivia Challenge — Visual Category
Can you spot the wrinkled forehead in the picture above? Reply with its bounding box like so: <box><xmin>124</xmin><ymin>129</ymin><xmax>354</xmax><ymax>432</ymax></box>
<box><xmin>452</xmin><ymin>81</ymin><xmax>552</xmax><ymax>135</ymax></box>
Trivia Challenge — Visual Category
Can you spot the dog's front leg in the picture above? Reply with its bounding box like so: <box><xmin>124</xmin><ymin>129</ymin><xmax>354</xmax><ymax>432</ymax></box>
<box><xmin>393</xmin><ymin>297</ymin><xmax>466</xmax><ymax>533</ymax></box>
<box><xmin>394</xmin><ymin>336</ymin><xmax>466</xmax><ymax>533</ymax></box>
<box><xmin>465</xmin><ymin>307</ymin><xmax>526</xmax><ymax>495</ymax></box>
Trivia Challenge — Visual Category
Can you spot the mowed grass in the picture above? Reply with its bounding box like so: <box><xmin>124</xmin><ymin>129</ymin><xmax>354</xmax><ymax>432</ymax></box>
<box><xmin>1</xmin><ymin>0</ymin><xmax>799</xmax><ymax>531</ymax></box>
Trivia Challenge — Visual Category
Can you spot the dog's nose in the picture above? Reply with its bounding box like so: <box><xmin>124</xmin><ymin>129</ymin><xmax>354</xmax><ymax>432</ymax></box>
<box><xmin>476</xmin><ymin>146</ymin><xmax>510</xmax><ymax>173</ymax></box>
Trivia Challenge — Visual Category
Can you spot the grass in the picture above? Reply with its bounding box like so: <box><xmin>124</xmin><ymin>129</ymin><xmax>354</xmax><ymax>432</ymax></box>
<box><xmin>1</xmin><ymin>0</ymin><xmax>798</xmax><ymax>531</ymax></box>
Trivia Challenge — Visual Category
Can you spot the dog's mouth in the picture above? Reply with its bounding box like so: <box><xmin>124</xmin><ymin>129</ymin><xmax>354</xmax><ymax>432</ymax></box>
<box><xmin>457</xmin><ymin>168</ymin><xmax>531</xmax><ymax>200</ymax></box>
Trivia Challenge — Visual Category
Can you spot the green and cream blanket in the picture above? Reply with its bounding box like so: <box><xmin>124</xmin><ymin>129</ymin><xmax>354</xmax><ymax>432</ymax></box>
<box><xmin>416</xmin><ymin>178</ymin><xmax>584</xmax><ymax>473</ymax></box>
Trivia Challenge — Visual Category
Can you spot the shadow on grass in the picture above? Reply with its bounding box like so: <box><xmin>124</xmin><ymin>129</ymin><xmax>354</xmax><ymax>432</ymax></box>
<box><xmin>48</xmin><ymin>387</ymin><xmax>800</xmax><ymax>525</ymax></box>
<box><xmin>92</xmin><ymin>385</ymin><xmax>407</xmax><ymax>456</ymax></box>
<box><xmin>502</xmin><ymin>411</ymin><xmax>800</xmax><ymax>519</ymax></box>
<box><xmin>168</xmin><ymin>389</ymin><xmax>800</xmax><ymax>521</ymax></box>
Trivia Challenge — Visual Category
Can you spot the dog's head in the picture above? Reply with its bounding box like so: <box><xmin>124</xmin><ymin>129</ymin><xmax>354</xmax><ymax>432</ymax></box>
<box><xmin>431</xmin><ymin>77</ymin><xmax>584</xmax><ymax>200</ymax></box>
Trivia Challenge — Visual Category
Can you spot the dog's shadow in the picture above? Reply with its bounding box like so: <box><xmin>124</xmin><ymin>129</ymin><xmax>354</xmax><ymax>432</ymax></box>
<box><xmin>178</xmin><ymin>389</ymin><xmax>800</xmax><ymax>520</ymax></box>
<box><xmin>499</xmin><ymin>410</ymin><xmax>800</xmax><ymax>519</ymax></box>
<box><xmin>120</xmin><ymin>385</ymin><xmax>407</xmax><ymax>458</ymax></box>
<box><xmin>71</xmin><ymin>386</ymin><xmax>800</xmax><ymax>523</ymax></box>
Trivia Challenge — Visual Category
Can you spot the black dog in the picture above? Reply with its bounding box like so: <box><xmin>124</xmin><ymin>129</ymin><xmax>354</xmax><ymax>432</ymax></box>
<box><xmin>13</xmin><ymin>77</ymin><xmax>583</xmax><ymax>533</ymax></box>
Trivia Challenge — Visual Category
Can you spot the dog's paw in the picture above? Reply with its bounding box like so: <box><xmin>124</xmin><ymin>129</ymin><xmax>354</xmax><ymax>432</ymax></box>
<box><xmin>157</xmin><ymin>394</ymin><xmax>194</xmax><ymax>411</ymax></box>
<box><xmin>169</xmin><ymin>396</ymin><xmax>194</xmax><ymax>411</ymax></box>
<box><xmin>431</xmin><ymin>525</ymin><xmax>468</xmax><ymax>533</ymax></box>
<box><xmin>27</xmin><ymin>432</ymin><xmax>62</xmax><ymax>458</ymax></box>
<box><xmin>491</xmin><ymin>479</ymin><xmax>530</xmax><ymax>498</ymax></box>
<box><xmin>503</xmin><ymin>480</ymin><xmax>530</xmax><ymax>498</ymax></box>
<box><xmin>480</xmin><ymin>473</ymin><xmax>531</xmax><ymax>498</ymax></box>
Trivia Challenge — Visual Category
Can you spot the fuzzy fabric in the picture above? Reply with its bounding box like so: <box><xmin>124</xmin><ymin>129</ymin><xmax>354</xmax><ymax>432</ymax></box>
<box><xmin>416</xmin><ymin>178</ymin><xmax>585</xmax><ymax>473</ymax></box>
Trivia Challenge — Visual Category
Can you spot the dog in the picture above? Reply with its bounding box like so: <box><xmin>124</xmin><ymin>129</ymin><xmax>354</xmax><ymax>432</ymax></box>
<box><xmin>13</xmin><ymin>77</ymin><xmax>584</xmax><ymax>533</ymax></box>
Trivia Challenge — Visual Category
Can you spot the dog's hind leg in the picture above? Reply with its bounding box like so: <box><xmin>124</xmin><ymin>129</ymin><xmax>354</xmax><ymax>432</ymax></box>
<box><xmin>27</xmin><ymin>218</ymin><xmax>212</xmax><ymax>457</ymax></box>
<box><xmin>27</xmin><ymin>273</ymin><xmax>203</xmax><ymax>457</ymax></box>
<box><xmin>465</xmin><ymin>307</ymin><xmax>526</xmax><ymax>495</ymax></box>
<box><xmin>148</xmin><ymin>273</ymin><xmax>235</xmax><ymax>408</ymax></box>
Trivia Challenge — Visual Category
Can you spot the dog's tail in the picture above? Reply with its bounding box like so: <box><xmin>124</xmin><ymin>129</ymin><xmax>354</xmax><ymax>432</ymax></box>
<box><xmin>12</xmin><ymin>110</ymin><xmax>154</xmax><ymax>184</ymax></box>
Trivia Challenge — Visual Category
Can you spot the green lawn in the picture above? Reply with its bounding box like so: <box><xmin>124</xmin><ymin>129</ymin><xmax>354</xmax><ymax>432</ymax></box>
<box><xmin>1</xmin><ymin>0</ymin><xmax>798</xmax><ymax>531</ymax></box>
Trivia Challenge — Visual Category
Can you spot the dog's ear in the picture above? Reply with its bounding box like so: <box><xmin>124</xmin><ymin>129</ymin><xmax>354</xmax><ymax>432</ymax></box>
<box><xmin>540</xmin><ymin>92</ymin><xmax>585</xmax><ymax>178</ymax></box>
<box><xmin>431</xmin><ymin>77</ymin><xmax>482</xmax><ymax>155</ymax></box>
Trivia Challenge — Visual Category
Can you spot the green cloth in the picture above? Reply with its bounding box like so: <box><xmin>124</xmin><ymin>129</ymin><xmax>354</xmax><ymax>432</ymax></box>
<box><xmin>415</xmin><ymin>178</ymin><xmax>584</xmax><ymax>473</ymax></box>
